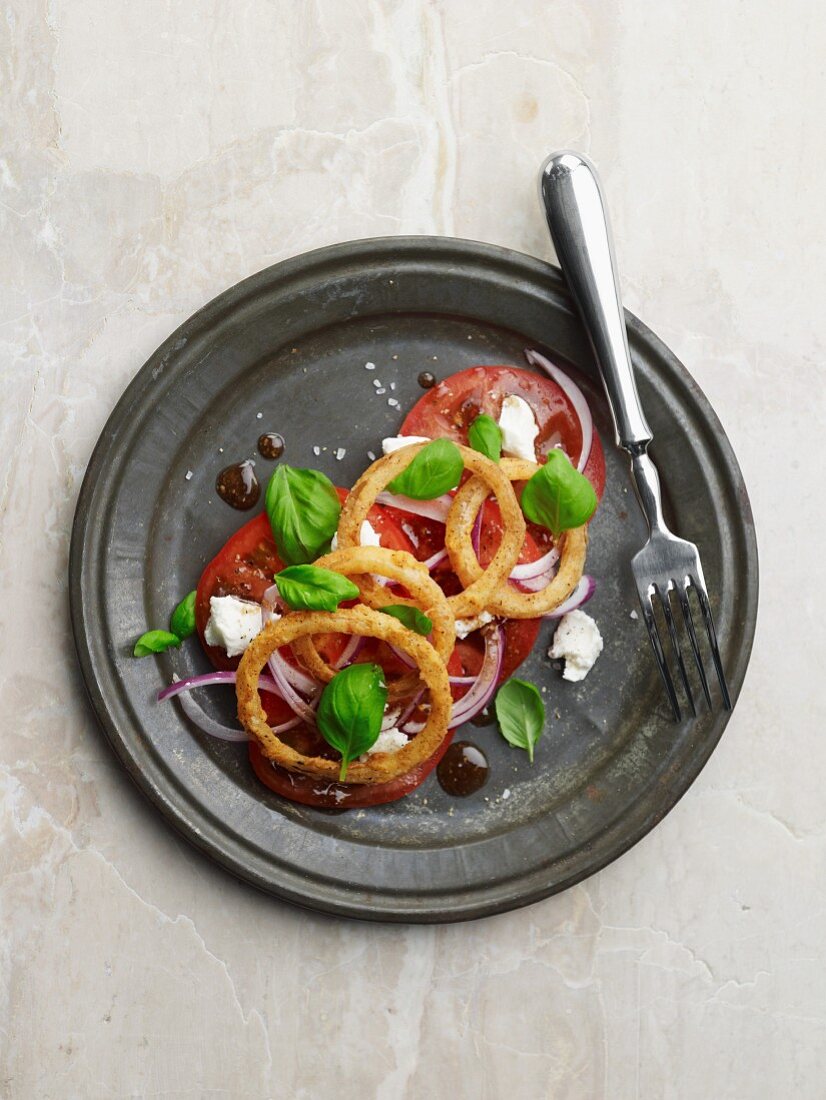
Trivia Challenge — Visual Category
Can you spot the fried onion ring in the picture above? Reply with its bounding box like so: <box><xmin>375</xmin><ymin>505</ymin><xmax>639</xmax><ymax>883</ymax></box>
<box><xmin>236</xmin><ymin>606</ymin><xmax>452</xmax><ymax>784</ymax></box>
<box><xmin>337</xmin><ymin>442</ymin><xmax>525</xmax><ymax>618</ymax></box>
<box><xmin>447</xmin><ymin>457</ymin><xmax>588</xmax><ymax>618</ymax></box>
<box><xmin>289</xmin><ymin>546</ymin><xmax>455</xmax><ymax>698</ymax></box>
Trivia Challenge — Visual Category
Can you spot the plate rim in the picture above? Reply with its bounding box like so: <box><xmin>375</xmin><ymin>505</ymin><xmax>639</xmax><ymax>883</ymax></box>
<box><xmin>69</xmin><ymin>235</ymin><xmax>759</xmax><ymax>923</ymax></box>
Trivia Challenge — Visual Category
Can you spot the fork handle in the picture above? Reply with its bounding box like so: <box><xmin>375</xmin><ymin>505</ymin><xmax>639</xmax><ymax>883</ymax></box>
<box><xmin>540</xmin><ymin>151</ymin><xmax>652</xmax><ymax>452</ymax></box>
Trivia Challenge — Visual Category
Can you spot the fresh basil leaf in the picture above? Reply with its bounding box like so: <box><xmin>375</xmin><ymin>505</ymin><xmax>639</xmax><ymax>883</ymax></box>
<box><xmin>494</xmin><ymin>678</ymin><xmax>545</xmax><ymax>763</ymax></box>
<box><xmin>274</xmin><ymin>565</ymin><xmax>359</xmax><ymax>612</ymax></box>
<box><xmin>520</xmin><ymin>450</ymin><xmax>597</xmax><ymax>537</ymax></box>
<box><xmin>468</xmin><ymin>413</ymin><xmax>502</xmax><ymax>463</ymax></box>
<box><xmin>133</xmin><ymin>630</ymin><xmax>182</xmax><ymax>658</ymax></box>
<box><xmin>379</xmin><ymin>604</ymin><xmax>433</xmax><ymax>636</ymax></box>
<box><xmin>317</xmin><ymin>663</ymin><xmax>388</xmax><ymax>780</ymax></box>
<box><xmin>265</xmin><ymin>465</ymin><xmax>341</xmax><ymax>565</ymax></box>
<box><xmin>169</xmin><ymin>590</ymin><xmax>197</xmax><ymax>639</ymax></box>
<box><xmin>386</xmin><ymin>438</ymin><xmax>463</xmax><ymax>500</ymax></box>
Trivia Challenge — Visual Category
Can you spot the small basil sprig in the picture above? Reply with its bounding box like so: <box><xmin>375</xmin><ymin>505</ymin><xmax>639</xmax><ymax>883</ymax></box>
<box><xmin>380</xmin><ymin>604</ymin><xmax>433</xmax><ymax>636</ymax></box>
<box><xmin>494</xmin><ymin>678</ymin><xmax>545</xmax><ymax>763</ymax></box>
<box><xmin>386</xmin><ymin>438</ymin><xmax>463</xmax><ymax>500</ymax></box>
<box><xmin>169</xmin><ymin>590</ymin><xmax>197</xmax><ymax>639</ymax></box>
<box><xmin>317</xmin><ymin>663</ymin><xmax>388</xmax><ymax>780</ymax></box>
<box><xmin>275</xmin><ymin>565</ymin><xmax>359</xmax><ymax>612</ymax></box>
<box><xmin>520</xmin><ymin>451</ymin><xmax>597</xmax><ymax>536</ymax></box>
<box><xmin>265</xmin><ymin>465</ymin><xmax>341</xmax><ymax>565</ymax></box>
<box><xmin>468</xmin><ymin>414</ymin><xmax>502</xmax><ymax>463</ymax></box>
<box><xmin>134</xmin><ymin>629</ymin><xmax>182</xmax><ymax>658</ymax></box>
<box><xmin>134</xmin><ymin>590</ymin><xmax>198</xmax><ymax>657</ymax></box>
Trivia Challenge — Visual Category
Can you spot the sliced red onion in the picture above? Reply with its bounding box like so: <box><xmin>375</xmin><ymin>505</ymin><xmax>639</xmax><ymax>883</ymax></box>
<box><xmin>448</xmin><ymin>625</ymin><xmax>504</xmax><ymax>727</ymax></box>
<box><xmin>470</xmin><ymin>506</ymin><xmax>483</xmax><ymax>558</ymax></box>
<box><xmin>509</xmin><ymin>547</ymin><xmax>559</xmax><ymax>580</ymax></box>
<box><xmin>334</xmin><ymin>633</ymin><xmax>364</xmax><ymax>669</ymax></box>
<box><xmin>159</xmin><ymin>672</ymin><xmax>300</xmax><ymax>741</ymax></box>
<box><xmin>403</xmin><ymin>625</ymin><xmax>504</xmax><ymax>733</ymax></box>
<box><xmin>268</xmin><ymin>651</ymin><xmax>318</xmax><ymax>725</ymax></box>
<box><xmin>424</xmin><ymin>547</ymin><xmax>448</xmax><ymax>571</ymax></box>
<box><xmin>376</xmin><ymin>491</ymin><xmax>452</xmax><ymax>523</ymax></box>
<box><xmin>542</xmin><ymin>575</ymin><xmax>596</xmax><ymax>619</ymax></box>
<box><xmin>525</xmin><ymin>348</ymin><xmax>593</xmax><ymax>473</ymax></box>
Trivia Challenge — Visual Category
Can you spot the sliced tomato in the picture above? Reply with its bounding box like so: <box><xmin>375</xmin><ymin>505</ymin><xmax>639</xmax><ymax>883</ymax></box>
<box><xmin>400</xmin><ymin>364</ymin><xmax>606</xmax><ymax>499</ymax></box>
<box><xmin>195</xmin><ymin>493</ymin><xmax>418</xmax><ymax>733</ymax></box>
<box><xmin>248</xmin><ymin>731</ymin><xmax>455</xmax><ymax>808</ymax></box>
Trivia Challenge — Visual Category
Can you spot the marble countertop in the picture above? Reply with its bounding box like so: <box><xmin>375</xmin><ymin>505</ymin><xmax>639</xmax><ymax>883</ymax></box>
<box><xmin>3</xmin><ymin>2</ymin><xmax>823</xmax><ymax>1096</ymax></box>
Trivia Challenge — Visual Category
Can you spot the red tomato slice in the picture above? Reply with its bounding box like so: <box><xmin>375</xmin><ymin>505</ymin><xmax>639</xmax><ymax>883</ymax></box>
<box><xmin>400</xmin><ymin>364</ymin><xmax>606</xmax><ymax>499</ymax></box>
<box><xmin>194</xmin><ymin>492</ymin><xmax>421</xmax><ymax>746</ymax></box>
<box><xmin>248</xmin><ymin>732</ymin><xmax>455</xmax><ymax>809</ymax></box>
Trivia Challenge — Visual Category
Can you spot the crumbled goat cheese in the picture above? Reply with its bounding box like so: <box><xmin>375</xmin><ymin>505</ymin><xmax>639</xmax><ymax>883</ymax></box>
<box><xmin>498</xmin><ymin>394</ymin><xmax>539</xmax><ymax>462</ymax></box>
<box><xmin>381</xmin><ymin>434</ymin><xmax>430</xmax><ymax>455</ymax></box>
<box><xmin>455</xmin><ymin>610</ymin><xmax>495</xmax><ymax>639</ymax></box>
<box><xmin>331</xmin><ymin>519</ymin><xmax>381</xmax><ymax>552</ymax></box>
<box><xmin>204</xmin><ymin>596</ymin><xmax>263</xmax><ymax>657</ymax></box>
<box><xmin>360</xmin><ymin>727</ymin><xmax>408</xmax><ymax>760</ymax></box>
<box><xmin>549</xmin><ymin>610</ymin><xmax>603</xmax><ymax>682</ymax></box>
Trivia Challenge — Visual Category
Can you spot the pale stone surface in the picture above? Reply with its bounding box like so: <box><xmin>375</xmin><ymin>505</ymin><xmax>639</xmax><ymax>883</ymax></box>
<box><xmin>2</xmin><ymin>1</ymin><xmax>824</xmax><ymax>1096</ymax></box>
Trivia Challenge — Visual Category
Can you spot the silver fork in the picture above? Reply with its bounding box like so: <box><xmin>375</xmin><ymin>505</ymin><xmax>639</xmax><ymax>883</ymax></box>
<box><xmin>539</xmin><ymin>151</ymin><xmax>731</xmax><ymax>720</ymax></box>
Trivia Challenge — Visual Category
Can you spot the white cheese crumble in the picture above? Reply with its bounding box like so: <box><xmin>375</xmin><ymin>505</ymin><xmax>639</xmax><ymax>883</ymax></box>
<box><xmin>549</xmin><ymin>610</ymin><xmax>603</xmax><ymax>682</ymax></box>
<box><xmin>360</xmin><ymin>727</ymin><xmax>408</xmax><ymax>760</ymax></box>
<box><xmin>381</xmin><ymin>434</ymin><xmax>430</xmax><ymax>455</ymax></box>
<box><xmin>331</xmin><ymin>519</ymin><xmax>381</xmax><ymax>552</ymax></box>
<box><xmin>204</xmin><ymin>595</ymin><xmax>264</xmax><ymax>657</ymax></box>
<box><xmin>455</xmin><ymin>610</ymin><xmax>495</xmax><ymax>639</ymax></box>
<box><xmin>498</xmin><ymin>394</ymin><xmax>539</xmax><ymax>462</ymax></box>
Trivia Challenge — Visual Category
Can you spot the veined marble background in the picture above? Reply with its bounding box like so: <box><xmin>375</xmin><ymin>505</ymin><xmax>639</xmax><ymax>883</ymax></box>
<box><xmin>2</xmin><ymin>1</ymin><xmax>823</xmax><ymax>1097</ymax></box>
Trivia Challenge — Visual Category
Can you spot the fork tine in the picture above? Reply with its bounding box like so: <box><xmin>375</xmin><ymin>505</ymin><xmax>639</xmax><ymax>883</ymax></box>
<box><xmin>639</xmin><ymin>589</ymin><xmax>681</xmax><ymax>721</ymax></box>
<box><xmin>660</xmin><ymin>584</ymin><xmax>696</xmax><ymax>718</ymax></box>
<box><xmin>692</xmin><ymin>579</ymin><xmax>732</xmax><ymax>710</ymax></box>
<box><xmin>676</xmin><ymin>582</ymin><xmax>712</xmax><ymax>709</ymax></box>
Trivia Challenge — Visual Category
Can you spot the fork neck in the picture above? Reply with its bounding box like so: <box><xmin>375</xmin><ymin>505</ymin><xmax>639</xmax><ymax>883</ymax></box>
<box><xmin>630</xmin><ymin>450</ymin><xmax>670</xmax><ymax>536</ymax></box>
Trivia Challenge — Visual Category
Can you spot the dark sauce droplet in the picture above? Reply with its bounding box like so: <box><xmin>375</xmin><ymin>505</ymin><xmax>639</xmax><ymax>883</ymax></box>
<box><xmin>216</xmin><ymin>460</ymin><xmax>260</xmax><ymax>510</ymax></box>
<box><xmin>469</xmin><ymin>707</ymin><xmax>492</xmax><ymax>728</ymax></box>
<box><xmin>417</xmin><ymin>370</ymin><xmax>436</xmax><ymax>389</ymax></box>
<box><xmin>257</xmin><ymin>432</ymin><xmax>285</xmax><ymax>460</ymax></box>
<box><xmin>437</xmin><ymin>741</ymin><xmax>489</xmax><ymax>797</ymax></box>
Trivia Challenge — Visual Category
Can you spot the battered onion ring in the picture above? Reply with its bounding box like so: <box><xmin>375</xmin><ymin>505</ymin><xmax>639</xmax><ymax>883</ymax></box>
<box><xmin>236</xmin><ymin>607</ymin><xmax>452</xmax><ymax>784</ymax></box>
<box><xmin>447</xmin><ymin>457</ymin><xmax>588</xmax><ymax>618</ymax></box>
<box><xmin>337</xmin><ymin>442</ymin><xmax>525</xmax><ymax>618</ymax></box>
<box><xmin>290</xmin><ymin>546</ymin><xmax>455</xmax><ymax>698</ymax></box>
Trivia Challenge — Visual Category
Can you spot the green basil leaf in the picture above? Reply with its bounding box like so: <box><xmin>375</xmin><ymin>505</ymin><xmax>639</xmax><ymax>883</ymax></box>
<box><xmin>386</xmin><ymin>438</ymin><xmax>463</xmax><ymax>500</ymax></box>
<box><xmin>274</xmin><ymin>565</ymin><xmax>359</xmax><ymax>612</ymax></box>
<box><xmin>316</xmin><ymin>663</ymin><xmax>388</xmax><ymax>780</ymax></box>
<box><xmin>133</xmin><ymin>630</ymin><xmax>182</xmax><ymax>658</ymax></box>
<box><xmin>468</xmin><ymin>413</ymin><xmax>502</xmax><ymax>463</ymax></box>
<box><xmin>265</xmin><ymin>465</ymin><xmax>341</xmax><ymax>565</ymax></box>
<box><xmin>379</xmin><ymin>604</ymin><xmax>433</xmax><ymax>636</ymax></box>
<box><xmin>520</xmin><ymin>450</ymin><xmax>597</xmax><ymax>537</ymax></box>
<box><xmin>169</xmin><ymin>590</ymin><xmax>197</xmax><ymax>639</ymax></box>
<box><xmin>494</xmin><ymin>678</ymin><xmax>545</xmax><ymax>763</ymax></box>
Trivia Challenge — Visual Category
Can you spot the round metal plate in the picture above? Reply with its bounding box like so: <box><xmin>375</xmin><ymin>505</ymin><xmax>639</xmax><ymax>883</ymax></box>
<box><xmin>69</xmin><ymin>237</ymin><xmax>758</xmax><ymax>922</ymax></box>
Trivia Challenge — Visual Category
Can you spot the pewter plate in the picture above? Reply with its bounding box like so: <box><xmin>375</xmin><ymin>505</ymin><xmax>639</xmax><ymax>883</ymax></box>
<box><xmin>69</xmin><ymin>238</ymin><xmax>758</xmax><ymax>922</ymax></box>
